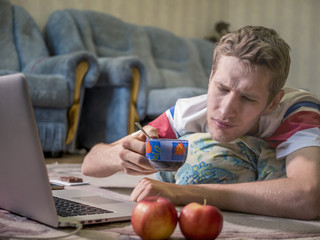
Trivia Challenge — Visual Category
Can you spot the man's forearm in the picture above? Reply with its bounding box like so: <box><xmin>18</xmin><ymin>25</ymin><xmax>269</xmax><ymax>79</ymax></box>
<box><xmin>82</xmin><ymin>143</ymin><xmax>123</xmax><ymax>177</ymax></box>
<box><xmin>177</xmin><ymin>178</ymin><xmax>319</xmax><ymax>220</ymax></box>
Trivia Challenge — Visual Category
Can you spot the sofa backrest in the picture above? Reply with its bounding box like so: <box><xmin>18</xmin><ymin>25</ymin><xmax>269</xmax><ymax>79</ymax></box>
<box><xmin>46</xmin><ymin>9</ymin><xmax>214</xmax><ymax>91</ymax></box>
<box><xmin>0</xmin><ymin>1</ymin><xmax>49</xmax><ymax>73</ymax></box>
<box><xmin>144</xmin><ymin>26</ymin><xmax>213</xmax><ymax>90</ymax></box>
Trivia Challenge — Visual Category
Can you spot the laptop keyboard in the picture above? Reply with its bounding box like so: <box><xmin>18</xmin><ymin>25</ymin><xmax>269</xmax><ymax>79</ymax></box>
<box><xmin>54</xmin><ymin>196</ymin><xmax>113</xmax><ymax>217</ymax></box>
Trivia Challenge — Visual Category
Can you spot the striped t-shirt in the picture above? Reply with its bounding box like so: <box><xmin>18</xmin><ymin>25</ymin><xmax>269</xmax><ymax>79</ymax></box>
<box><xmin>149</xmin><ymin>87</ymin><xmax>320</xmax><ymax>159</ymax></box>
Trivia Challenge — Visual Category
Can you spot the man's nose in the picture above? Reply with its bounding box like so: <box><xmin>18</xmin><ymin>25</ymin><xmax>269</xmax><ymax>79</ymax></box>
<box><xmin>219</xmin><ymin>94</ymin><xmax>237</xmax><ymax>118</ymax></box>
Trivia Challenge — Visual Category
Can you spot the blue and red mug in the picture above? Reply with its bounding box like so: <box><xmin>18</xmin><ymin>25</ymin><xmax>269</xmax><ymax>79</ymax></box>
<box><xmin>145</xmin><ymin>138</ymin><xmax>189</xmax><ymax>171</ymax></box>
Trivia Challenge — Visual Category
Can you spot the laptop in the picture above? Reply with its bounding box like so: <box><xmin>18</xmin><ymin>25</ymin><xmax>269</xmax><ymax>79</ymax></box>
<box><xmin>0</xmin><ymin>73</ymin><xmax>136</xmax><ymax>228</ymax></box>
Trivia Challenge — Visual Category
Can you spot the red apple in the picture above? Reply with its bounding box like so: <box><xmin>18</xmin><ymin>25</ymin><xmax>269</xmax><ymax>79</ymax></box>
<box><xmin>131</xmin><ymin>196</ymin><xmax>178</xmax><ymax>240</ymax></box>
<box><xmin>179</xmin><ymin>201</ymin><xmax>223</xmax><ymax>240</ymax></box>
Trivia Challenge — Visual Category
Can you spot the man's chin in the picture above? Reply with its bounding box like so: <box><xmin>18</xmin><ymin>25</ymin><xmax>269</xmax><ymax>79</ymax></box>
<box><xmin>209</xmin><ymin>132</ymin><xmax>238</xmax><ymax>143</ymax></box>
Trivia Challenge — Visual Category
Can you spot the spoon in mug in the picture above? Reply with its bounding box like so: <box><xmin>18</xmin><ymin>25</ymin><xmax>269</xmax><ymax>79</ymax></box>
<box><xmin>135</xmin><ymin>122</ymin><xmax>152</xmax><ymax>139</ymax></box>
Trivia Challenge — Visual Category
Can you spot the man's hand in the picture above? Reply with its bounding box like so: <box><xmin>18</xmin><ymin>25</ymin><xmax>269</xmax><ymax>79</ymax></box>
<box><xmin>82</xmin><ymin>124</ymin><xmax>159</xmax><ymax>177</ymax></box>
<box><xmin>130</xmin><ymin>178</ymin><xmax>181</xmax><ymax>204</ymax></box>
<box><xmin>119</xmin><ymin>134</ymin><xmax>156</xmax><ymax>175</ymax></box>
<box><xmin>119</xmin><ymin>125</ymin><xmax>159</xmax><ymax>175</ymax></box>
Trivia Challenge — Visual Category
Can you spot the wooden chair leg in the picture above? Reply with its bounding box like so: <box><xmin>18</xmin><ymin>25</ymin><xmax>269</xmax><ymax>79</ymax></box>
<box><xmin>128</xmin><ymin>67</ymin><xmax>140</xmax><ymax>134</ymax></box>
<box><xmin>66</xmin><ymin>61</ymin><xmax>89</xmax><ymax>145</ymax></box>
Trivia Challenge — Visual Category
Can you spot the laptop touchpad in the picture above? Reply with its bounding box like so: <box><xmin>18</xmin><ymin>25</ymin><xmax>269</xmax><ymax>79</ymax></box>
<box><xmin>74</xmin><ymin>196</ymin><xmax>123</xmax><ymax>205</ymax></box>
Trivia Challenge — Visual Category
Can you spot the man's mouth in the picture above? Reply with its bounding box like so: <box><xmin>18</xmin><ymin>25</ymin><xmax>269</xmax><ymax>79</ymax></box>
<box><xmin>213</xmin><ymin>119</ymin><xmax>236</xmax><ymax>129</ymax></box>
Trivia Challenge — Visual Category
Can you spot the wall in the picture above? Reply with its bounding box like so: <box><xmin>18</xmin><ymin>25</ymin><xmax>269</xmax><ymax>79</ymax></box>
<box><xmin>10</xmin><ymin>0</ymin><xmax>320</xmax><ymax>96</ymax></box>
<box><xmin>226</xmin><ymin>0</ymin><xmax>320</xmax><ymax>96</ymax></box>
<box><xmin>10</xmin><ymin>0</ymin><xmax>227</xmax><ymax>38</ymax></box>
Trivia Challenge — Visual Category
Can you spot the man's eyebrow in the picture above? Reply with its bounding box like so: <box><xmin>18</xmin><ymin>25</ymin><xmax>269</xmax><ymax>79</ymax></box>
<box><xmin>214</xmin><ymin>80</ymin><xmax>227</xmax><ymax>88</ymax></box>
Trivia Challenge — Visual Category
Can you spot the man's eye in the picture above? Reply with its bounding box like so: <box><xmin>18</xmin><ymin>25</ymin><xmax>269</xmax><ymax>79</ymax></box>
<box><xmin>218</xmin><ymin>87</ymin><xmax>228</xmax><ymax>92</ymax></box>
<box><xmin>242</xmin><ymin>96</ymin><xmax>255</xmax><ymax>102</ymax></box>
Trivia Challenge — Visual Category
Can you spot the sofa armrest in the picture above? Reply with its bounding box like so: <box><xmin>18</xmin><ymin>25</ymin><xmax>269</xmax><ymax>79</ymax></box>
<box><xmin>97</xmin><ymin>56</ymin><xmax>145</xmax><ymax>87</ymax></box>
<box><xmin>23</xmin><ymin>51</ymin><xmax>100</xmax><ymax>91</ymax></box>
<box><xmin>23</xmin><ymin>51</ymin><xmax>100</xmax><ymax>149</ymax></box>
<box><xmin>97</xmin><ymin>56</ymin><xmax>147</xmax><ymax>120</ymax></box>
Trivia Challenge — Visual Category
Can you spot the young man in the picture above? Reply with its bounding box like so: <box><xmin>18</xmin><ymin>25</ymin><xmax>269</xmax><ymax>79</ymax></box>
<box><xmin>82</xmin><ymin>26</ymin><xmax>320</xmax><ymax>220</ymax></box>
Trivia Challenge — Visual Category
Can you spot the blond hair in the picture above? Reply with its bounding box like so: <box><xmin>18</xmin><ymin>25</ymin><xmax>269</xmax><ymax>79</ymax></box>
<box><xmin>212</xmin><ymin>26</ymin><xmax>291</xmax><ymax>101</ymax></box>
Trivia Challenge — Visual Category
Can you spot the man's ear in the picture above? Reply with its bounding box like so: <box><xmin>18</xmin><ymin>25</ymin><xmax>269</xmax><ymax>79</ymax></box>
<box><xmin>263</xmin><ymin>89</ymin><xmax>285</xmax><ymax>115</ymax></box>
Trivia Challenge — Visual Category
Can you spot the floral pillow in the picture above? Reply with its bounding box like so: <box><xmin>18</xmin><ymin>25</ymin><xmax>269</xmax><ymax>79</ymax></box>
<box><xmin>157</xmin><ymin>132</ymin><xmax>286</xmax><ymax>185</ymax></box>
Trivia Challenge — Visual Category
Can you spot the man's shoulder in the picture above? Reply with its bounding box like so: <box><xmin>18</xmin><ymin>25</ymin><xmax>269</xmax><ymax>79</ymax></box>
<box><xmin>173</xmin><ymin>94</ymin><xmax>208</xmax><ymax>135</ymax></box>
<box><xmin>174</xmin><ymin>94</ymin><xmax>208</xmax><ymax>117</ymax></box>
<box><xmin>259</xmin><ymin>87</ymin><xmax>320</xmax><ymax>157</ymax></box>
<box><xmin>259</xmin><ymin>87</ymin><xmax>320</xmax><ymax>138</ymax></box>
<box><xmin>280</xmin><ymin>87</ymin><xmax>320</xmax><ymax>120</ymax></box>
<box><xmin>281</xmin><ymin>87</ymin><xmax>320</xmax><ymax>106</ymax></box>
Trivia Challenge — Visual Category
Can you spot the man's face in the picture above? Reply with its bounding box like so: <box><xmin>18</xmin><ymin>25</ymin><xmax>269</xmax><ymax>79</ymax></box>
<box><xmin>207</xmin><ymin>55</ymin><xmax>275</xmax><ymax>142</ymax></box>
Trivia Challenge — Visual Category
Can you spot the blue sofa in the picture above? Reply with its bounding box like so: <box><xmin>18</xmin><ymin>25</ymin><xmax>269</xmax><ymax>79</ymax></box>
<box><xmin>45</xmin><ymin>9</ymin><xmax>214</xmax><ymax>149</ymax></box>
<box><xmin>0</xmin><ymin>1</ymin><xmax>100</xmax><ymax>154</ymax></box>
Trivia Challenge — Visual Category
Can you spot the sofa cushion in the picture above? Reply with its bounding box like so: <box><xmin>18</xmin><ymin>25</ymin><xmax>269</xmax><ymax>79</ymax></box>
<box><xmin>147</xmin><ymin>87</ymin><xmax>207</xmax><ymax>118</ymax></box>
